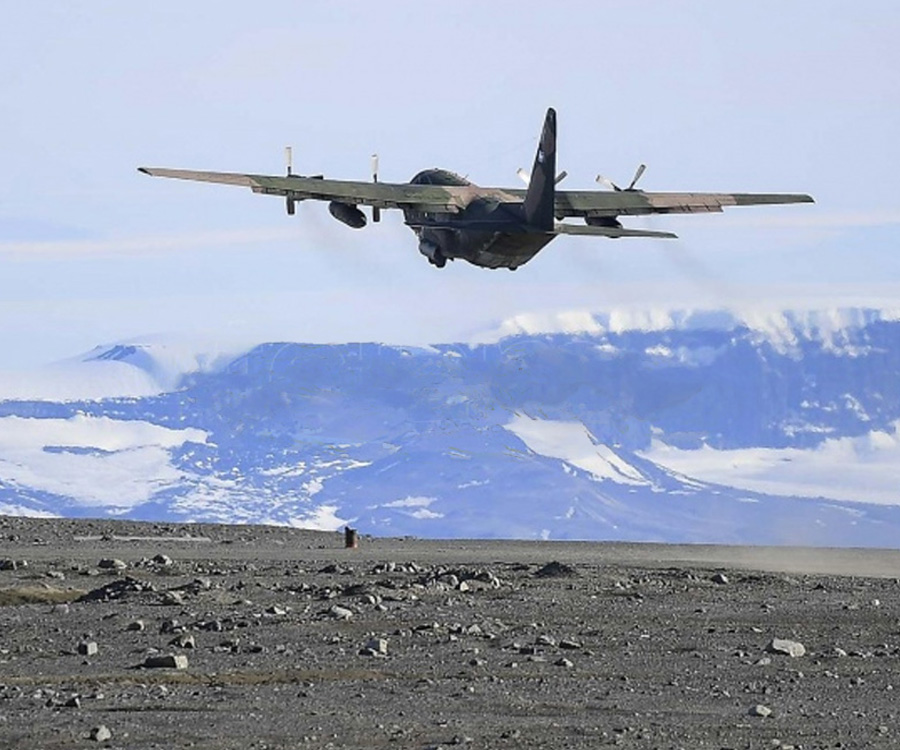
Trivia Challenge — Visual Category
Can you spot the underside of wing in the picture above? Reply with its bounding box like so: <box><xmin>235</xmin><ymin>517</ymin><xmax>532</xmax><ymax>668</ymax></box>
<box><xmin>553</xmin><ymin>223</ymin><xmax>678</xmax><ymax>239</ymax></box>
<box><xmin>138</xmin><ymin>168</ymin><xmax>469</xmax><ymax>214</ymax></box>
<box><xmin>553</xmin><ymin>189</ymin><xmax>814</xmax><ymax>219</ymax></box>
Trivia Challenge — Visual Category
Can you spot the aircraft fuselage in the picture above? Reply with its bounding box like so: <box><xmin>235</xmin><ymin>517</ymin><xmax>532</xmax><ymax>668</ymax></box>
<box><xmin>403</xmin><ymin>168</ymin><xmax>555</xmax><ymax>270</ymax></box>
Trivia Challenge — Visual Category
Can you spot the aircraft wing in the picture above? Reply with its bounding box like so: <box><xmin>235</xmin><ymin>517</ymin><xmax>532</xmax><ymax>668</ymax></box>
<box><xmin>139</xmin><ymin>167</ymin><xmax>813</xmax><ymax>223</ymax></box>
<box><xmin>552</xmin><ymin>189</ymin><xmax>814</xmax><ymax>219</ymax></box>
<box><xmin>137</xmin><ymin>168</ymin><xmax>470</xmax><ymax>214</ymax></box>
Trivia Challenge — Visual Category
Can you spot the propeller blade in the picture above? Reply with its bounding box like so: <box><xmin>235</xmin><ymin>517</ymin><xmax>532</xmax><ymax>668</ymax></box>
<box><xmin>519</xmin><ymin>167</ymin><xmax>566</xmax><ymax>185</ymax></box>
<box><xmin>595</xmin><ymin>174</ymin><xmax>620</xmax><ymax>191</ymax></box>
<box><xmin>626</xmin><ymin>163</ymin><xmax>647</xmax><ymax>191</ymax></box>
<box><xmin>371</xmin><ymin>153</ymin><xmax>381</xmax><ymax>222</ymax></box>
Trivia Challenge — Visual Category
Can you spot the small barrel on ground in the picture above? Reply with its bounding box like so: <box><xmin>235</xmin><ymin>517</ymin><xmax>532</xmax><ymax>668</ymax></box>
<box><xmin>344</xmin><ymin>526</ymin><xmax>358</xmax><ymax>549</ymax></box>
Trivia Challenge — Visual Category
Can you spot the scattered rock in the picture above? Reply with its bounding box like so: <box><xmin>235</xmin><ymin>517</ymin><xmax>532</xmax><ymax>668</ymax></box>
<box><xmin>767</xmin><ymin>638</ymin><xmax>806</xmax><ymax>658</ymax></box>
<box><xmin>77</xmin><ymin>641</ymin><xmax>98</xmax><ymax>657</ymax></box>
<box><xmin>77</xmin><ymin>577</ymin><xmax>154</xmax><ymax>603</ymax></box>
<box><xmin>328</xmin><ymin>605</ymin><xmax>354</xmax><ymax>620</ymax></box>
<box><xmin>710</xmin><ymin>572</ymin><xmax>730</xmax><ymax>585</ymax></box>
<box><xmin>152</xmin><ymin>554</ymin><xmax>174</xmax><ymax>566</ymax></box>
<box><xmin>319</xmin><ymin>563</ymin><xmax>351</xmax><ymax>575</ymax></box>
<box><xmin>90</xmin><ymin>724</ymin><xmax>112</xmax><ymax>742</ymax></box>
<box><xmin>170</xmin><ymin>633</ymin><xmax>196</xmax><ymax>649</ymax></box>
<box><xmin>533</xmin><ymin>561</ymin><xmax>578</xmax><ymax>578</ymax></box>
<box><xmin>218</xmin><ymin>637</ymin><xmax>241</xmax><ymax>653</ymax></box>
<box><xmin>126</xmin><ymin>619</ymin><xmax>146</xmax><ymax>632</ymax></box>
<box><xmin>98</xmin><ymin>559</ymin><xmax>127</xmax><ymax>570</ymax></box>
<box><xmin>178</xmin><ymin>578</ymin><xmax>212</xmax><ymax>594</ymax></box>
<box><xmin>140</xmin><ymin>654</ymin><xmax>188</xmax><ymax>670</ymax></box>
<box><xmin>160</xmin><ymin>590</ymin><xmax>184</xmax><ymax>606</ymax></box>
<box><xmin>360</xmin><ymin>637</ymin><xmax>389</xmax><ymax>656</ymax></box>
<box><xmin>749</xmin><ymin>704</ymin><xmax>772</xmax><ymax>717</ymax></box>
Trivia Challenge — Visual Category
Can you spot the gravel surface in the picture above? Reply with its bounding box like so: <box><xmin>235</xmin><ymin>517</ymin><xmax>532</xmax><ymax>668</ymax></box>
<box><xmin>2</xmin><ymin>516</ymin><xmax>900</xmax><ymax>748</ymax></box>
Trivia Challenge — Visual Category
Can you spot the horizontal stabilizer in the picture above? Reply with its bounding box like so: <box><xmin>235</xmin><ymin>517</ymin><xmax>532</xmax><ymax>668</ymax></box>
<box><xmin>554</xmin><ymin>223</ymin><xmax>678</xmax><ymax>239</ymax></box>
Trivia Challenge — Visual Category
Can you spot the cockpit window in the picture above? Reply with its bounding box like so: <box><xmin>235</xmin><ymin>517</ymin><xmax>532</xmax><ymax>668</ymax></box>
<box><xmin>410</xmin><ymin>169</ymin><xmax>470</xmax><ymax>187</ymax></box>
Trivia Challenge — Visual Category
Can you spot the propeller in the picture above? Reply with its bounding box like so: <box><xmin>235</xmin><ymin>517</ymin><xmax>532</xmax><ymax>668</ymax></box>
<box><xmin>371</xmin><ymin>153</ymin><xmax>380</xmax><ymax>223</ymax></box>
<box><xmin>516</xmin><ymin>168</ymin><xmax>569</xmax><ymax>185</ymax></box>
<box><xmin>595</xmin><ymin>163</ymin><xmax>647</xmax><ymax>192</ymax></box>
<box><xmin>626</xmin><ymin>163</ymin><xmax>646</xmax><ymax>191</ymax></box>
<box><xmin>285</xmin><ymin>146</ymin><xmax>295</xmax><ymax>215</ymax></box>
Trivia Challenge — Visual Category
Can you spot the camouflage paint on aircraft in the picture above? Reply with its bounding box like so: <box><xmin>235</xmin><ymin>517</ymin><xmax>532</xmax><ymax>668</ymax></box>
<box><xmin>140</xmin><ymin>109</ymin><xmax>812</xmax><ymax>270</ymax></box>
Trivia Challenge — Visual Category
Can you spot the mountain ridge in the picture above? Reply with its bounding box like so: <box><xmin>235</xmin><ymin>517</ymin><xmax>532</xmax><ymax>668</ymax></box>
<box><xmin>2</xmin><ymin>305</ymin><xmax>899</xmax><ymax>546</ymax></box>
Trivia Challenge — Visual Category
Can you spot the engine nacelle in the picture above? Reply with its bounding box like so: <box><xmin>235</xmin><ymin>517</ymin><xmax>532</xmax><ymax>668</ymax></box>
<box><xmin>328</xmin><ymin>201</ymin><xmax>367</xmax><ymax>229</ymax></box>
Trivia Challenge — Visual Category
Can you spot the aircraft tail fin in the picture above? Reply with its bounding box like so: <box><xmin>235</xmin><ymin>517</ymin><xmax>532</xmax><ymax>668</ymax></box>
<box><xmin>522</xmin><ymin>108</ymin><xmax>557</xmax><ymax>231</ymax></box>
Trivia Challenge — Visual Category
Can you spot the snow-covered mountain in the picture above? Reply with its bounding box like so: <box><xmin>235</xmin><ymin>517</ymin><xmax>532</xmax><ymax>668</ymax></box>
<box><xmin>3</xmin><ymin>306</ymin><xmax>900</xmax><ymax>546</ymax></box>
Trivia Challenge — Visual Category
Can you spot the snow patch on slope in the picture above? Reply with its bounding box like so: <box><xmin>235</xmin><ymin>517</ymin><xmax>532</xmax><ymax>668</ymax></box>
<box><xmin>506</xmin><ymin>413</ymin><xmax>647</xmax><ymax>485</ymax></box>
<box><xmin>0</xmin><ymin>415</ymin><xmax>207</xmax><ymax>508</ymax></box>
<box><xmin>0</xmin><ymin>504</ymin><xmax>59</xmax><ymax>518</ymax></box>
<box><xmin>370</xmin><ymin>496</ymin><xmax>445</xmax><ymax>520</ymax></box>
<box><xmin>286</xmin><ymin>505</ymin><xmax>349</xmax><ymax>532</ymax></box>
<box><xmin>642</xmin><ymin>422</ymin><xmax>900</xmax><ymax>505</ymax></box>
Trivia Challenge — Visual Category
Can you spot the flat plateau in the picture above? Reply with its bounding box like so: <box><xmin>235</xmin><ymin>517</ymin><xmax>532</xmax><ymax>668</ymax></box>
<box><xmin>2</xmin><ymin>515</ymin><xmax>899</xmax><ymax>748</ymax></box>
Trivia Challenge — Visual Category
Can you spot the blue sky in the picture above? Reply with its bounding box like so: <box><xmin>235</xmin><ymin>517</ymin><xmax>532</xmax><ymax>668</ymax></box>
<box><xmin>2</xmin><ymin>1</ymin><xmax>899</xmax><ymax>367</ymax></box>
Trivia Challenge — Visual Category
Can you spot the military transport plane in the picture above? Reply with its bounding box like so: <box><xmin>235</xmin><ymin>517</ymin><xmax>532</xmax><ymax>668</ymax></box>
<box><xmin>139</xmin><ymin>108</ymin><xmax>813</xmax><ymax>271</ymax></box>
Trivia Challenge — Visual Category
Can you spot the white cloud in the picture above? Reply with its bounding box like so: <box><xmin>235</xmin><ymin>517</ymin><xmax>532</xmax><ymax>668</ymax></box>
<box><xmin>0</xmin><ymin>226</ymin><xmax>304</xmax><ymax>259</ymax></box>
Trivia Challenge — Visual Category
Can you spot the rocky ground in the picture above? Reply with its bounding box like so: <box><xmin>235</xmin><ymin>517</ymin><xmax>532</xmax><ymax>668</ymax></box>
<box><xmin>2</xmin><ymin>517</ymin><xmax>900</xmax><ymax>748</ymax></box>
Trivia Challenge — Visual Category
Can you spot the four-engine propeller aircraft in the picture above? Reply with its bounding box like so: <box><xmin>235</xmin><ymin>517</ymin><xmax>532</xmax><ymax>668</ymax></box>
<box><xmin>139</xmin><ymin>108</ymin><xmax>813</xmax><ymax>271</ymax></box>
